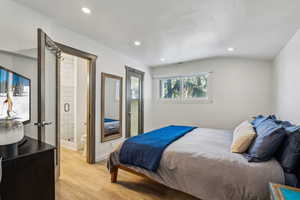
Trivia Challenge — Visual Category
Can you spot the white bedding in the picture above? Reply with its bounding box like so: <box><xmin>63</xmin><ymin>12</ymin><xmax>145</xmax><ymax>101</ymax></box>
<box><xmin>108</xmin><ymin>128</ymin><xmax>284</xmax><ymax>200</ymax></box>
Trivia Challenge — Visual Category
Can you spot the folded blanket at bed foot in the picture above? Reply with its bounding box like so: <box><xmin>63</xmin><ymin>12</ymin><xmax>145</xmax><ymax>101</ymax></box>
<box><xmin>119</xmin><ymin>125</ymin><xmax>197</xmax><ymax>171</ymax></box>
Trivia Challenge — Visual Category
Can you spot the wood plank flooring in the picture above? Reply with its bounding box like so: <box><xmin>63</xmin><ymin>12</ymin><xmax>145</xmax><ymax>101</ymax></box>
<box><xmin>56</xmin><ymin>148</ymin><xmax>198</xmax><ymax>200</ymax></box>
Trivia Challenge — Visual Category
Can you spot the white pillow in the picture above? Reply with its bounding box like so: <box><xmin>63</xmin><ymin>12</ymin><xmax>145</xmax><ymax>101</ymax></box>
<box><xmin>231</xmin><ymin>121</ymin><xmax>257</xmax><ymax>153</ymax></box>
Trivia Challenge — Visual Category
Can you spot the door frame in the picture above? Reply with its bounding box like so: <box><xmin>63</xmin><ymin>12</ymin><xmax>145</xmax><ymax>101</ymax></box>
<box><xmin>37</xmin><ymin>28</ymin><xmax>62</xmax><ymax>178</ymax></box>
<box><xmin>125</xmin><ymin>66</ymin><xmax>144</xmax><ymax>138</ymax></box>
<box><xmin>55</xmin><ymin>42</ymin><xmax>97</xmax><ymax>164</ymax></box>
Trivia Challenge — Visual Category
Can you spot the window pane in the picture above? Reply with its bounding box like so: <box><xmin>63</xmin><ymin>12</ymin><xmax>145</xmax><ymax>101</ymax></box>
<box><xmin>130</xmin><ymin>76</ymin><xmax>140</xmax><ymax>100</ymax></box>
<box><xmin>182</xmin><ymin>74</ymin><xmax>208</xmax><ymax>98</ymax></box>
<box><xmin>160</xmin><ymin>79</ymin><xmax>181</xmax><ymax>99</ymax></box>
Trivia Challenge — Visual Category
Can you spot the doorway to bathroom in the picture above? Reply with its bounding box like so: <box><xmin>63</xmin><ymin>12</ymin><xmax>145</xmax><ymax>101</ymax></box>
<box><xmin>59</xmin><ymin>52</ymin><xmax>88</xmax><ymax>158</ymax></box>
<box><xmin>56</xmin><ymin>43</ymin><xmax>97</xmax><ymax>166</ymax></box>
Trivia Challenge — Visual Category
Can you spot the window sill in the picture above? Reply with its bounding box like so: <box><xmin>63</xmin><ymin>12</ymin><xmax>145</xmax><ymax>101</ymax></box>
<box><xmin>155</xmin><ymin>98</ymin><xmax>213</xmax><ymax>104</ymax></box>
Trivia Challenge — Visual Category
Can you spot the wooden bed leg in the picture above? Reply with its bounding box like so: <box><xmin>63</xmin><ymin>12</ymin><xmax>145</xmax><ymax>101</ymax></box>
<box><xmin>111</xmin><ymin>167</ymin><xmax>118</xmax><ymax>183</ymax></box>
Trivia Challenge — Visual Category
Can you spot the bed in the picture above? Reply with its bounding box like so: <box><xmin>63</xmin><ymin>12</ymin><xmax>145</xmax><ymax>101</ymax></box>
<box><xmin>104</xmin><ymin>118</ymin><xmax>120</xmax><ymax>136</ymax></box>
<box><xmin>108</xmin><ymin>127</ymin><xmax>285</xmax><ymax>200</ymax></box>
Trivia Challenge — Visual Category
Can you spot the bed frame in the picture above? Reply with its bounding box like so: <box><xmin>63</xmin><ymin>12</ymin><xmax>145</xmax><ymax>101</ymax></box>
<box><xmin>110</xmin><ymin>165</ymin><xmax>195</xmax><ymax>198</ymax></box>
<box><xmin>111</xmin><ymin>166</ymin><xmax>300</xmax><ymax>189</ymax></box>
<box><xmin>110</xmin><ymin>165</ymin><xmax>153</xmax><ymax>183</ymax></box>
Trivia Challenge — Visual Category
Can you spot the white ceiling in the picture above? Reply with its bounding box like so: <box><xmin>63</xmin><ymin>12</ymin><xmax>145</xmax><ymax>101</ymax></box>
<box><xmin>13</xmin><ymin>0</ymin><xmax>300</xmax><ymax>66</ymax></box>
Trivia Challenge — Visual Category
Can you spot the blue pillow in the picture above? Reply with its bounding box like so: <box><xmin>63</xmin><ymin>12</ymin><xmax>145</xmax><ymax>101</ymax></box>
<box><xmin>251</xmin><ymin>115</ymin><xmax>268</xmax><ymax>127</ymax></box>
<box><xmin>245</xmin><ymin>119</ymin><xmax>286</xmax><ymax>162</ymax></box>
<box><xmin>251</xmin><ymin>115</ymin><xmax>277</xmax><ymax>129</ymax></box>
<box><xmin>275</xmin><ymin>120</ymin><xmax>293</xmax><ymax>129</ymax></box>
<box><xmin>285</xmin><ymin>125</ymin><xmax>300</xmax><ymax>133</ymax></box>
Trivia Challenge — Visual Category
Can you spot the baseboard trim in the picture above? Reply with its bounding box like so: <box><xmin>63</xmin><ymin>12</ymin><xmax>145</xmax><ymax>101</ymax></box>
<box><xmin>96</xmin><ymin>153</ymin><xmax>110</xmax><ymax>162</ymax></box>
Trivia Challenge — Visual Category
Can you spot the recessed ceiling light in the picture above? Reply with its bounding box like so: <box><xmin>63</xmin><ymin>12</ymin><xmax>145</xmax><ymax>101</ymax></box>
<box><xmin>227</xmin><ymin>47</ymin><xmax>235</xmax><ymax>52</ymax></box>
<box><xmin>160</xmin><ymin>58</ymin><xmax>165</xmax><ymax>62</ymax></box>
<box><xmin>81</xmin><ymin>7</ymin><xmax>91</xmax><ymax>14</ymax></box>
<box><xmin>134</xmin><ymin>41</ymin><xmax>141</xmax><ymax>46</ymax></box>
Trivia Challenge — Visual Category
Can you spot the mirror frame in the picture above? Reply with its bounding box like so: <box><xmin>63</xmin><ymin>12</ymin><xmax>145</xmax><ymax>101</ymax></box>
<box><xmin>101</xmin><ymin>72</ymin><xmax>123</xmax><ymax>142</ymax></box>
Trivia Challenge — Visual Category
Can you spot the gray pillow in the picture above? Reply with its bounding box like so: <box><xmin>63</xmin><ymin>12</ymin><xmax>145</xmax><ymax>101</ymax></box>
<box><xmin>284</xmin><ymin>172</ymin><xmax>299</xmax><ymax>187</ymax></box>
<box><xmin>245</xmin><ymin>119</ymin><xmax>286</xmax><ymax>162</ymax></box>
<box><xmin>276</xmin><ymin>130</ymin><xmax>300</xmax><ymax>173</ymax></box>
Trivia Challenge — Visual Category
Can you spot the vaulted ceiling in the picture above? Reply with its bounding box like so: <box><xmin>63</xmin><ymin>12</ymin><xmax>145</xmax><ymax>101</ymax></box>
<box><xmin>13</xmin><ymin>0</ymin><xmax>300</xmax><ymax>66</ymax></box>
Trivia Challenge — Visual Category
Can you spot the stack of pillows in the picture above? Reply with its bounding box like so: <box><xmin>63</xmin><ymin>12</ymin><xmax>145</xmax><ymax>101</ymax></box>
<box><xmin>231</xmin><ymin>115</ymin><xmax>300</xmax><ymax>187</ymax></box>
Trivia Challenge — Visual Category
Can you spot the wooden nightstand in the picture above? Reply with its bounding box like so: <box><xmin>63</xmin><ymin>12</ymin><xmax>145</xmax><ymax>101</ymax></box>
<box><xmin>269</xmin><ymin>183</ymin><xmax>300</xmax><ymax>200</ymax></box>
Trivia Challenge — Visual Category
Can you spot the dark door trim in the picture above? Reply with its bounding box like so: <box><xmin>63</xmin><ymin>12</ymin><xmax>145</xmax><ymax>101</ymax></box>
<box><xmin>125</xmin><ymin>66</ymin><xmax>144</xmax><ymax>138</ymax></box>
<box><xmin>55</xmin><ymin>42</ymin><xmax>97</xmax><ymax>164</ymax></box>
<box><xmin>37</xmin><ymin>28</ymin><xmax>62</xmax><ymax>178</ymax></box>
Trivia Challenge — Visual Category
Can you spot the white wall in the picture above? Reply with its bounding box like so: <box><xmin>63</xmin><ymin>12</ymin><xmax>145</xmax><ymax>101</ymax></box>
<box><xmin>151</xmin><ymin>58</ymin><xmax>273</xmax><ymax>130</ymax></box>
<box><xmin>76</xmin><ymin>56</ymin><xmax>88</xmax><ymax>149</ymax></box>
<box><xmin>273</xmin><ymin>29</ymin><xmax>300</xmax><ymax>124</ymax></box>
<box><xmin>0</xmin><ymin>0</ymin><xmax>152</xmax><ymax>161</ymax></box>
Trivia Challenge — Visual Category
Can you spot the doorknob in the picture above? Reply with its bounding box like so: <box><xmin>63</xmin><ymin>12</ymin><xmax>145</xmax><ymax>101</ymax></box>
<box><xmin>34</xmin><ymin>121</ymin><xmax>53</xmax><ymax>127</ymax></box>
<box><xmin>42</xmin><ymin>121</ymin><xmax>53</xmax><ymax>126</ymax></box>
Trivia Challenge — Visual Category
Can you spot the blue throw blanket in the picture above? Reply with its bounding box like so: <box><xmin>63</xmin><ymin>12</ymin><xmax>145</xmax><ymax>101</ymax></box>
<box><xmin>119</xmin><ymin>125</ymin><xmax>197</xmax><ymax>171</ymax></box>
<box><xmin>104</xmin><ymin>118</ymin><xmax>118</xmax><ymax>123</ymax></box>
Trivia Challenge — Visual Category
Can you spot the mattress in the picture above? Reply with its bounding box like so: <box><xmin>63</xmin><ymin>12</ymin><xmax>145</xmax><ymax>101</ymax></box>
<box><xmin>108</xmin><ymin>128</ymin><xmax>284</xmax><ymax>200</ymax></box>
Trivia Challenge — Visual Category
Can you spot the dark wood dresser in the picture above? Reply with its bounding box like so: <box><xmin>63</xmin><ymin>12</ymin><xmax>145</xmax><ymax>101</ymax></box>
<box><xmin>0</xmin><ymin>137</ymin><xmax>55</xmax><ymax>200</ymax></box>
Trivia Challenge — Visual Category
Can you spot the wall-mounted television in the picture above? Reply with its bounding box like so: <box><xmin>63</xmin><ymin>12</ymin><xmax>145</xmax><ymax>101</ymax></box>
<box><xmin>0</xmin><ymin>65</ymin><xmax>31</xmax><ymax>124</ymax></box>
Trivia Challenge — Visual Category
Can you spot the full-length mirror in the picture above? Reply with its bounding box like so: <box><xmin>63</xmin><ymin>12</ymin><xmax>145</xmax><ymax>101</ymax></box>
<box><xmin>101</xmin><ymin>73</ymin><xmax>123</xmax><ymax>142</ymax></box>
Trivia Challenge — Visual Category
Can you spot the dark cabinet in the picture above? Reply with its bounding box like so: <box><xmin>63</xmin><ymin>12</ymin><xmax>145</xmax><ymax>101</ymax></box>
<box><xmin>0</xmin><ymin>137</ymin><xmax>55</xmax><ymax>200</ymax></box>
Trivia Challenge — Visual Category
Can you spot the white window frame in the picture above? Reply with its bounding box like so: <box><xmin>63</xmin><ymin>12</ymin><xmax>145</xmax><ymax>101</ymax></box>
<box><xmin>155</xmin><ymin>72</ymin><xmax>213</xmax><ymax>104</ymax></box>
<box><xmin>158</xmin><ymin>77</ymin><xmax>182</xmax><ymax>101</ymax></box>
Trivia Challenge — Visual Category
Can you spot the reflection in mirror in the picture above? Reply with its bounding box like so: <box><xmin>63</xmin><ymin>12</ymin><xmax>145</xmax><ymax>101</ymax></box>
<box><xmin>101</xmin><ymin>73</ymin><xmax>122</xmax><ymax>142</ymax></box>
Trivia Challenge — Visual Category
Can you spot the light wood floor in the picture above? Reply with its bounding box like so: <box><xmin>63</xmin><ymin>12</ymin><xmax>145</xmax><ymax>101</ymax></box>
<box><xmin>56</xmin><ymin>148</ymin><xmax>198</xmax><ymax>200</ymax></box>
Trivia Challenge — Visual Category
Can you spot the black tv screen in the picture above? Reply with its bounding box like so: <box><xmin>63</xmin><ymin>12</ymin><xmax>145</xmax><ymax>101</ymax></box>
<box><xmin>0</xmin><ymin>65</ymin><xmax>30</xmax><ymax>123</ymax></box>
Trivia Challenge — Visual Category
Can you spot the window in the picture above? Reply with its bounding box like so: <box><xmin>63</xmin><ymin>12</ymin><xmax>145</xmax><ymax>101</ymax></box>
<box><xmin>158</xmin><ymin>73</ymin><xmax>211</xmax><ymax>102</ymax></box>
<box><xmin>182</xmin><ymin>74</ymin><xmax>208</xmax><ymax>98</ymax></box>
<box><xmin>159</xmin><ymin>78</ymin><xmax>181</xmax><ymax>99</ymax></box>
